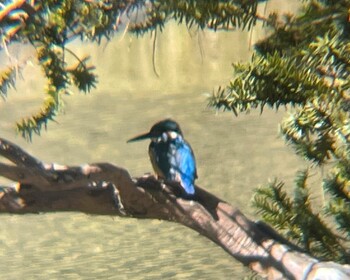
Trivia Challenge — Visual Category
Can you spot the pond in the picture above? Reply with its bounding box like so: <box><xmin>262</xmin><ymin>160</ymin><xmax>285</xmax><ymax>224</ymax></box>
<box><xmin>0</xmin><ymin>2</ymin><xmax>305</xmax><ymax>279</ymax></box>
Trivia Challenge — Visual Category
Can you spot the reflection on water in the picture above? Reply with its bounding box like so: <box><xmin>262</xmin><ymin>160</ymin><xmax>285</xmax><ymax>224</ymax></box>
<box><xmin>0</xmin><ymin>6</ymin><xmax>304</xmax><ymax>279</ymax></box>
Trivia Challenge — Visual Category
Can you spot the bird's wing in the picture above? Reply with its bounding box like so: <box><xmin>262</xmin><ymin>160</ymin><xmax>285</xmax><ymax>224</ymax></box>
<box><xmin>173</xmin><ymin>140</ymin><xmax>196</xmax><ymax>195</ymax></box>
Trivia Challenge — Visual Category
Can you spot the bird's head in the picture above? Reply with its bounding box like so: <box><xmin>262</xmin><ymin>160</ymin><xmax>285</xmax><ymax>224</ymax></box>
<box><xmin>127</xmin><ymin>119</ymin><xmax>183</xmax><ymax>143</ymax></box>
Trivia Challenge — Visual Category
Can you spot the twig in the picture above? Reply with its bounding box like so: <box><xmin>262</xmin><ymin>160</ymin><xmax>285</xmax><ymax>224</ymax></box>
<box><xmin>152</xmin><ymin>28</ymin><xmax>160</xmax><ymax>78</ymax></box>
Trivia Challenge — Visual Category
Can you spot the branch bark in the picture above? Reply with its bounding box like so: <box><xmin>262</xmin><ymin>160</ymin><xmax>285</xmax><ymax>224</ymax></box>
<box><xmin>0</xmin><ymin>138</ymin><xmax>349</xmax><ymax>280</ymax></box>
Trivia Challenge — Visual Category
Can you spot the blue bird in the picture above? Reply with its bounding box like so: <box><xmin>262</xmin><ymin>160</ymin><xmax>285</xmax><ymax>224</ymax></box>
<box><xmin>127</xmin><ymin>119</ymin><xmax>197</xmax><ymax>197</ymax></box>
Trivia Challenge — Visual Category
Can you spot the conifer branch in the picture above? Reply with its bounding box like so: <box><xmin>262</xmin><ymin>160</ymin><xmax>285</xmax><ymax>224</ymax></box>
<box><xmin>0</xmin><ymin>0</ymin><xmax>265</xmax><ymax>139</ymax></box>
<box><xmin>0</xmin><ymin>66</ymin><xmax>16</xmax><ymax>99</ymax></box>
<box><xmin>253</xmin><ymin>170</ymin><xmax>350</xmax><ymax>263</ymax></box>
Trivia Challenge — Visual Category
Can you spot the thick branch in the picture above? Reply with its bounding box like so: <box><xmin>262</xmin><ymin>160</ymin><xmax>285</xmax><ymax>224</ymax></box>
<box><xmin>0</xmin><ymin>138</ymin><xmax>349</xmax><ymax>280</ymax></box>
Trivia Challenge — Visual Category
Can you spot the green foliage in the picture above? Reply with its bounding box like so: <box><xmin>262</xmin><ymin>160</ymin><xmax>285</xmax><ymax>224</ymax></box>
<box><xmin>0</xmin><ymin>66</ymin><xmax>16</xmax><ymax>99</ymax></box>
<box><xmin>0</xmin><ymin>0</ymin><xmax>264</xmax><ymax>139</ymax></box>
<box><xmin>67</xmin><ymin>56</ymin><xmax>97</xmax><ymax>93</ymax></box>
<box><xmin>208</xmin><ymin>52</ymin><xmax>326</xmax><ymax>114</ymax></box>
<box><xmin>253</xmin><ymin>170</ymin><xmax>349</xmax><ymax>262</ymax></box>
<box><xmin>323</xmin><ymin>164</ymin><xmax>350</xmax><ymax>237</ymax></box>
<box><xmin>148</xmin><ymin>0</ymin><xmax>260</xmax><ymax>32</ymax></box>
<box><xmin>16</xmin><ymin>97</ymin><xmax>58</xmax><ymax>141</ymax></box>
<box><xmin>209</xmin><ymin>0</ymin><xmax>350</xmax><ymax>263</ymax></box>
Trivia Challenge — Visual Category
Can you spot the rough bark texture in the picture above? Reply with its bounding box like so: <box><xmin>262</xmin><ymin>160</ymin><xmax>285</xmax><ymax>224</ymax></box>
<box><xmin>0</xmin><ymin>138</ymin><xmax>349</xmax><ymax>280</ymax></box>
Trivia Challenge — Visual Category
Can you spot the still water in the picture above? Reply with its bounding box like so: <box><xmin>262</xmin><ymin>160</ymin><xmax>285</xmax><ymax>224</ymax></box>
<box><xmin>0</xmin><ymin>4</ymin><xmax>305</xmax><ymax>279</ymax></box>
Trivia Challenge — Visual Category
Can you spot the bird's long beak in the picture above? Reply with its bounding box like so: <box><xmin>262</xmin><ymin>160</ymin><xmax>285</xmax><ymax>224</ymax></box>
<box><xmin>127</xmin><ymin>132</ymin><xmax>152</xmax><ymax>143</ymax></box>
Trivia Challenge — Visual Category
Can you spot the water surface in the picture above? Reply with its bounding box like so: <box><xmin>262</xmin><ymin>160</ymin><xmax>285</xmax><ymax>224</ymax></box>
<box><xmin>0</xmin><ymin>4</ymin><xmax>305</xmax><ymax>279</ymax></box>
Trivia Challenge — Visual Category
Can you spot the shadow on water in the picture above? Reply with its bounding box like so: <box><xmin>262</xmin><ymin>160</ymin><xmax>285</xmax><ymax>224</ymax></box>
<box><xmin>0</xmin><ymin>4</ymin><xmax>305</xmax><ymax>279</ymax></box>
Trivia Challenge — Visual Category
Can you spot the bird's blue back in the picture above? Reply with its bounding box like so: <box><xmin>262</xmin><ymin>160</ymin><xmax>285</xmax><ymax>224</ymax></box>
<box><xmin>149</xmin><ymin>134</ymin><xmax>197</xmax><ymax>195</ymax></box>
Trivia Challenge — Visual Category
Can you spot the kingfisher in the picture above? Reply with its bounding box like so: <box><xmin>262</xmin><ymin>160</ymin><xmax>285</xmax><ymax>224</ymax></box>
<box><xmin>127</xmin><ymin>119</ymin><xmax>197</xmax><ymax>198</ymax></box>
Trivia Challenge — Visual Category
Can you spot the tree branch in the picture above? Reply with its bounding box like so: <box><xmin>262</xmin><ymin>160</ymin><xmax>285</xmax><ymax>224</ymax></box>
<box><xmin>0</xmin><ymin>137</ymin><xmax>349</xmax><ymax>279</ymax></box>
<box><xmin>0</xmin><ymin>0</ymin><xmax>26</xmax><ymax>22</ymax></box>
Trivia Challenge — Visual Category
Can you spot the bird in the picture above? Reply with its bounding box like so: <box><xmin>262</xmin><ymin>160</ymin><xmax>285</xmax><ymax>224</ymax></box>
<box><xmin>127</xmin><ymin>119</ymin><xmax>197</xmax><ymax>198</ymax></box>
